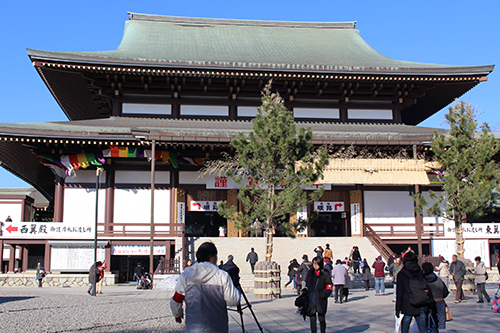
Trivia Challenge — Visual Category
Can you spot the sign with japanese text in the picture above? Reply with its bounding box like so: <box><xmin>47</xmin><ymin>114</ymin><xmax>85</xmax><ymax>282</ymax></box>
<box><xmin>177</xmin><ymin>202</ymin><xmax>185</xmax><ymax>224</ymax></box>
<box><xmin>206</xmin><ymin>173</ymin><xmax>331</xmax><ymax>191</ymax></box>
<box><xmin>189</xmin><ymin>200</ymin><xmax>221</xmax><ymax>212</ymax></box>
<box><xmin>111</xmin><ymin>245</ymin><xmax>166</xmax><ymax>256</ymax></box>
<box><xmin>0</xmin><ymin>221</ymin><xmax>94</xmax><ymax>240</ymax></box>
<box><xmin>314</xmin><ymin>201</ymin><xmax>345</xmax><ymax>212</ymax></box>
<box><xmin>350</xmin><ymin>203</ymin><xmax>361</xmax><ymax>236</ymax></box>
<box><xmin>444</xmin><ymin>221</ymin><xmax>500</xmax><ymax>239</ymax></box>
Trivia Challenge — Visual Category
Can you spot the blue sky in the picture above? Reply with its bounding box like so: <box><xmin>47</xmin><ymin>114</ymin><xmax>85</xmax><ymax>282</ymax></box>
<box><xmin>1</xmin><ymin>0</ymin><xmax>499</xmax><ymax>187</ymax></box>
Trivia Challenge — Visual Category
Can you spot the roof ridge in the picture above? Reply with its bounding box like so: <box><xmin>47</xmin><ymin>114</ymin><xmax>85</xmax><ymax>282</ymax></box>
<box><xmin>127</xmin><ymin>12</ymin><xmax>356</xmax><ymax>29</ymax></box>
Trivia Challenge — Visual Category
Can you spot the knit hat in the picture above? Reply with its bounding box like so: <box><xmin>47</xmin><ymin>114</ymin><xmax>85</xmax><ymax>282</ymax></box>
<box><xmin>377</xmin><ymin>255</ymin><xmax>382</xmax><ymax>261</ymax></box>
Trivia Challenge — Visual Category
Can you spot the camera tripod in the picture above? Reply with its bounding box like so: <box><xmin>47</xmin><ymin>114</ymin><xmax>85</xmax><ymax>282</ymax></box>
<box><xmin>229</xmin><ymin>283</ymin><xmax>264</xmax><ymax>333</ymax></box>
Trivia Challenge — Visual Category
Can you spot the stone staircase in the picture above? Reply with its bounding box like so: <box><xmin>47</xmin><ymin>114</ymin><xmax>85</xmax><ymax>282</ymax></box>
<box><xmin>186</xmin><ymin>237</ymin><xmax>384</xmax><ymax>289</ymax></box>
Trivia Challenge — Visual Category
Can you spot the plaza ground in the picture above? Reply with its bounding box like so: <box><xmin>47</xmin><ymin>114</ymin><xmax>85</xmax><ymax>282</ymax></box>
<box><xmin>0</xmin><ymin>283</ymin><xmax>498</xmax><ymax>332</ymax></box>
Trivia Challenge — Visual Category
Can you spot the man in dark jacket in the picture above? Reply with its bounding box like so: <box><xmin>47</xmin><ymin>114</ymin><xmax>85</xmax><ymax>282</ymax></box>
<box><xmin>351</xmin><ymin>247</ymin><xmax>362</xmax><ymax>273</ymax></box>
<box><xmin>296</xmin><ymin>254</ymin><xmax>311</xmax><ymax>295</ymax></box>
<box><xmin>449</xmin><ymin>254</ymin><xmax>466</xmax><ymax>303</ymax></box>
<box><xmin>134</xmin><ymin>262</ymin><xmax>145</xmax><ymax>287</ymax></box>
<box><xmin>285</xmin><ymin>259</ymin><xmax>300</xmax><ymax>289</ymax></box>
<box><xmin>396</xmin><ymin>251</ymin><xmax>429</xmax><ymax>333</ymax></box>
<box><xmin>246</xmin><ymin>248</ymin><xmax>258</xmax><ymax>274</ymax></box>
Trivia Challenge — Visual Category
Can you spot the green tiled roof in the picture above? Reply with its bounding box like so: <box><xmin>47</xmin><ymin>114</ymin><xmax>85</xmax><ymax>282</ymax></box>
<box><xmin>0</xmin><ymin>117</ymin><xmax>444</xmax><ymax>144</ymax></box>
<box><xmin>27</xmin><ymin>13</ymin><xmax>493</xmax><ymax>75</ymax></box>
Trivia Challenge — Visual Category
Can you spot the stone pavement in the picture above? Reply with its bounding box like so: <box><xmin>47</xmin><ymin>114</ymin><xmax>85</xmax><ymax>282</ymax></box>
<box><xmin>0</xmin><ymin>282</ymin><xmax>498</xmax><ymax>332</ymax></box>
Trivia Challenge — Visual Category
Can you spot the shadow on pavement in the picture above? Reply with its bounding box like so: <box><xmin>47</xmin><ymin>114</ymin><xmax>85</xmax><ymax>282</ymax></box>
<box><xmin>334</xmin><ymin>324</ymin><xmax>370</xmax><ymax>332</ymax></box>
<box><xmin>344</xmin><ymin>295</ymin><xmax>368</xmax><ymax>302</ymax></box>
<box><xmin>0</xmin><ymin>296</ymin><xmax>37</xmax><ymax>305</ymax></box>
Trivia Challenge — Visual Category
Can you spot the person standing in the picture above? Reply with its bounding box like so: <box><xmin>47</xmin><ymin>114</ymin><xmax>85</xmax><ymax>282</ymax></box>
<box><xmin>396</xmin><ymin>251</ymin><xmax>430</xmax><ymax>333</ymax></box>
<box><xmin>423</xmin><ymin>262</ymin><xmax>449</xmax><ymax>330</ymax></box>
<box><xmin>297</xmin><ymin>254</ymin><xmax>311</xmax><ymax>295</ymax></box>
<box><xmin>351</xmin><ymin>246</ymin><xmax>362</xmax><ymax>273</ymax></box>
<box><xmin>285</xmin><ymin>259</ymin><xmax>299</xmax><ymax>289</ymax></box>
<box><xmin>324</xmin><ymin>258</ymin><xmax>333</xmax><ymax>276</ymax></box>
<box><xmin>303</xmin><ymin>257</ymin><xmax>333</xmax><ymax>333</ymax></box>
<box><xmin>324</xmin><ymin>244</ymin><xmax>333</xmax><ymax>261</ymax></box>
<box><xmin>435</xmin><ymin>257</ymin><xmax>450</xmax><ymax>288</ymax></box>
<box><xmin>361</xmin><ymin>258</ymin><xmax>373</xmax><ymax>291</ymax></box>
<box><xmin>170</xmin><ymin>242</ymin><xmax>241</xmax><ymax>333</ymax></box>
<box><xmin>87</xmin><ymin>261</ymin><xmax>102</xmax><ymax>296</ymax></box>
<box><xmin>246</xmin><ymin>247</ymin><xmax>258</xmax><ymax>274</ymax></box>
<box><xmin>472</xmin><ymin>256</ymin><xmax>491</xmax><ymax>303</ymax></box>
<box><xmin>314</xmin><ymin>246</ymin><xmax>324</xmax><ymax>258</ymax></box>
<box><xmin>332</xmin><ymin>259</ymin><xmax>348</xmax><ymax>303</ymax></box>
<box><xmin>392</xmin><ymin>256</ymin><xmax>403</xmax><ymax>302</ymax></box>
<box><xmin>96</xmin><ymin>261</ymin><xmax>107</xmax><ymax>294</ymax></box>
<box><xmin>35</xmin><ymin>263</ymin><xmax>45</xmax><ymax>288</ymax></box>
<box><xmin>134</xmin><ymin>262</ymin><xmax>145</xmax><ymax>287</ymax></box>
<box><xmin>450</xmin><ymin>254</ymin><xmax>466</xmax><ymax>303</ymax></box>
<box><xmin>372</xmin><ymin>256</ymin><xmax>386</xmax><ymax>295</ymax></box>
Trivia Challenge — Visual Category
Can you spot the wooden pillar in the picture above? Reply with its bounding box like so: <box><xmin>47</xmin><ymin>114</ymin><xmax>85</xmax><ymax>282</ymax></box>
<box><xmin>229</xmin><ymin>105</ymin><xmax>237</xmax><ymax>120</ymax></box>
<box><xmin>226</xmin><ymin>189</ymin><xmax>239</xmax><ymax>237</ymax></box>
<box><xmin>350</xmin><ymin>189</ymin><xmax>364</xmax><ymax>237</ymax></box>
<box><xmin>0</xmin><ymin>240</ymin><xmax>3</xmax><ymax>273</ymax></box>
<box><xmin>8</xmin><ymin>245</ymin><xmax>15</xmax><ymax>272</ymax></box>
<box><xmin>53</xmin><ymin>175</ymin><xmax>65</xmax><ymax>222</ymax></box>
<box><xmin>44</xmin><ymin>242</ymin><xmax>51</xmax><ymax>272</ymax></box>
<box><xmin>105</xmin><ymin>165</ymin><xmax>115</xmax><ymax>232</ymax></box>
<box><xmin>22</xmin><ymin>246</ymin><xmax>28</xmax><ymax>272</ymax></box>
<box><xmin>339</xmin><ymin>99</ymin><xmax>348</xmax><ymax>122</ymax></box>
<box><xmin>413</xmin><ymin>145</ymin><xmax>423</xmax><ymax>257</ymax></box>
<box><xmin>105</xmin><ymin>246</ymin><xmax>111</xmax><ymax>267</ymax></box>
<box><xmin>172</xmin><ymin>103</ymin><xmax>180</xmax><ymax>119</ymax></box>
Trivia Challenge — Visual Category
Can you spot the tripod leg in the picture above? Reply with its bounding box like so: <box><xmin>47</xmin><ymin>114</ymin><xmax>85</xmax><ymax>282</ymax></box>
<box><xmin>239</xmin><ymin>286</ymin><xmax>264</xmax><ymax>333</ymax></box>
<box><xmin>237</xmin><ymin>303</ymin><xmax>245</xmax><ymax>333</ymax></box>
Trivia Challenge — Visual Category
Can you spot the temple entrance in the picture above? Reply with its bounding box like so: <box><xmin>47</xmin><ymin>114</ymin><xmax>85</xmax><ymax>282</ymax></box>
<box><xmin>311</xmin><ymin>212</ymin><xmax>350</xmax><ymax>237</ymax></box>
<box><xmin>185</xmin><ymin>211</ymin><xmax>227</xmax><ymax>237</ymax></box>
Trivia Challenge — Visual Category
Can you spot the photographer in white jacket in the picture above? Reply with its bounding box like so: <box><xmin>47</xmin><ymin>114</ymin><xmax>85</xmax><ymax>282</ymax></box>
<box><xmin>170</xmin><ymin>242</ymin><xmax>241</xmax><ymax>333</ymax></box>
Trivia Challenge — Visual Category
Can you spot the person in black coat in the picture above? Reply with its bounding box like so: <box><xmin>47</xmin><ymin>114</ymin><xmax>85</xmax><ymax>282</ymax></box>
<box><xmin>285</xmin><ymin>259</ymin><xmax>299</xmax><ymax>289</ymax></box>
<box><xmin>296</xmin><ymin>254</ymin><xmax>311</xmax><ymax>295</ymax></box>
<box><xmin>395</xmin><ymin>251</ymin><xmax>429</xmax><ymax>333</ymax></box>
<box><xmin>302</xmin><ymin>256</ymin><xmax>333</xmax><ymax>333</ymax></box>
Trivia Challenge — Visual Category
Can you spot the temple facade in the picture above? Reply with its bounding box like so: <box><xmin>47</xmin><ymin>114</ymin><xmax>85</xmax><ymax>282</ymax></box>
<box><xmin>0</xmin><ymin>13</ymin><xmax>498</xmax><ymax>280</ymax></box>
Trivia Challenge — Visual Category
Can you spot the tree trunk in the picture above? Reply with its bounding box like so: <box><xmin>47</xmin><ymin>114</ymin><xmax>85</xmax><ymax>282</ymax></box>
<box><xmin>266</xmin><ymin>223</ymin><xmax>274</xmax><ymax>263</ymax></box>
<box><xmin>455</xmin><ymin>216</ymin><xmax>465</xmax><ymax>261</ymax></box>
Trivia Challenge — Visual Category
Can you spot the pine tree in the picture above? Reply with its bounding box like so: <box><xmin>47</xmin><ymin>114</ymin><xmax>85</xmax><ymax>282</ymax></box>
<box><xmin>415</xmin><ymin>101</ymin><xmax>498</xmax><ymax>259</ymax></box>
<box><xmin>210</xmin><ymin>82</ymin><xmax>327</xmax><ymax>262</ymax></box>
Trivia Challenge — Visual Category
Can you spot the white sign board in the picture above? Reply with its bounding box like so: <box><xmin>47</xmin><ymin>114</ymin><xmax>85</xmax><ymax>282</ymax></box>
<box><xmin>177</xmin><ymin>202</ymin><xmax>185</xmax><ymax>224</ymax></box>
<box><xmin>444</xmin><ymin>221</ymin><xmax>500</xmax><ymax>239</ymax></box>
<box><xmin>314</xmin><ymin>201</ymin><xmax>344</xmax><ymax>212</ymax></box>
<box><xmin>296</xmin><ymin>206</ymin><xmax>308</xmax><ymax>236</ymax></box>
<box><xmin>0</xmin><ymin>221</ymin><xmax>94</xmax><ymax>240</ymax></box>
<box><xmin>431</xmin><ymin>238</ymin><xmax>491</xmax><ymax>267</ymax></box>
<box><xmin>51</xmin><ymin>247</ymin><xmax>105</xmax><ymax>271</ymax></box>
<box><xmin>111</xmin><ymin>245</ymin><xmax>166</xmax><ymax>255</ymax></box>
<box><xmin>350</xmin><ymin>203</ymin><xmax>361</xmax><ymax>236</ymax></box>
<box><xmin>189</xmin><ymin>201</ymin><xmax>220</xmax><ymax>212</ymax></box>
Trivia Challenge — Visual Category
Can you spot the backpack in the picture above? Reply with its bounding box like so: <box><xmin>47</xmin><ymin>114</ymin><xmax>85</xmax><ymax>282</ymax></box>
<box><xmin>403</xmin><ymin>269</ymin><xmax>432</xmax><ymax>307</ymax></box>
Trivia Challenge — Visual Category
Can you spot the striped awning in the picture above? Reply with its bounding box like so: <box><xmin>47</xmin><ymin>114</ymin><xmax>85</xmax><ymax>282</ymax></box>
<box><xmin>318</xmin><ymin>158</ymin><xmax>435</xmax><ymax>185</ymax></box>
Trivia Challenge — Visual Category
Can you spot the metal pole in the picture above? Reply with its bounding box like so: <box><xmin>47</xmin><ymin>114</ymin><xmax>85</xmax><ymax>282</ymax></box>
<box><xmin>93</xmin><ymin>167</ymin><xmax>102</xmax><ymax>296</ymax></box>
<box><xmin>150</xmin><ymin>140</ymin><xmax>156</xmax><ymax>280</ymax></box>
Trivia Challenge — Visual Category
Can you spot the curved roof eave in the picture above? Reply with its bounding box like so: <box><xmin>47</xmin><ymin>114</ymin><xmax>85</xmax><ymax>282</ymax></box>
<box><xmin>27</xmin><ymin>49</ymin><xmax>494</xmax><ymax>76</ymax></box>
